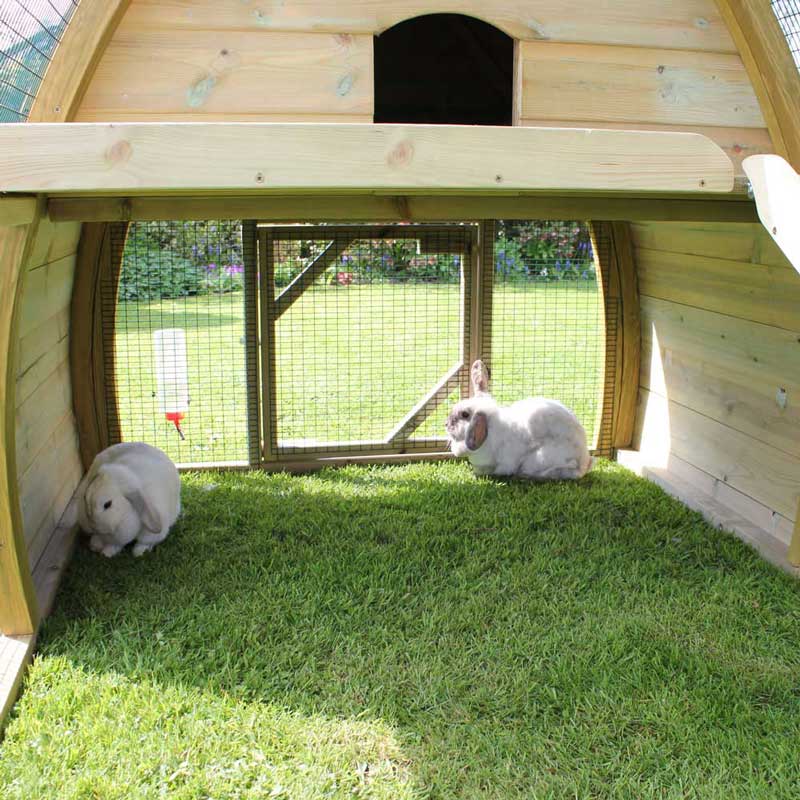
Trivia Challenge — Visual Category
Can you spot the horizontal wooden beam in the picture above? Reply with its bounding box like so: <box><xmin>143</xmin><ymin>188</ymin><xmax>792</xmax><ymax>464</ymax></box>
<box><xmin>0</xmin><ymin>197</ymin><xmax>37</xmax><ymax>227</ymax></box>
<box><xmin>47</xmin><ymin>194</ymin><xmax>758</xmax><ymax>224</ymax></box>
<box><xmin>0</xmin><ymin>123</ymin><xmax>735</xmax><ymax>195</ymax></box>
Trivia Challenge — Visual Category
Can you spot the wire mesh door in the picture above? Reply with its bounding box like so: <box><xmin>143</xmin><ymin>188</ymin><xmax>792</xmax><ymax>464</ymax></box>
<box><xmin>259</xmin><ymin>224</ymin><xmax>477</xmax><ymax>461</ymax></box>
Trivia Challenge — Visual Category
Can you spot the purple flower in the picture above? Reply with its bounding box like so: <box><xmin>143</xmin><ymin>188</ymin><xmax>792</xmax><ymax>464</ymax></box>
<box><xmin>224</xmin><ymin>264</ymin><xmax>244</xmax><ymax>276</ymax></box>
<box><xmin>204</xmin><ymin>263</ymin><xmax>217</xmax><ymax>273</ymax></box>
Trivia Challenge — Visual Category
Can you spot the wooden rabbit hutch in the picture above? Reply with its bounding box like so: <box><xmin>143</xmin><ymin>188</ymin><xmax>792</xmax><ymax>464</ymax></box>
<box><xmin>1</xmin><ymin>0</ymin><xmax>800</xmax><ymax>719</ymax></box>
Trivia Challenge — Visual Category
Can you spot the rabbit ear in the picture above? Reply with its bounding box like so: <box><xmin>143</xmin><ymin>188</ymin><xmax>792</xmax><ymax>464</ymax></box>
<box><xmin>126</xmin><ymin>489</ymin><xmax>163</xmax><ymax>533</ymax></box>
<box><xmin>466</xmin><ymin>411</ymin><xmax>489</xmax><ymax>451</ymax></box>
<box><xmin>470</xmin><ymin>360</ymin><xmax>491</xmax><ymax>395</ymax></box>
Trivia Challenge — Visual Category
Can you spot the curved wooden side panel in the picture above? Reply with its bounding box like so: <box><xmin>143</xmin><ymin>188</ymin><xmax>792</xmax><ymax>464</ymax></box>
<box><xmin>590</xmin><ymin>221</ymin><xmax>641</xmax><ymax>454</ymax></box>
<box><xmin>715</xmin><ymin>0</ymin><xmax>800</xmax><ymax>170</ymax></box>
<box><xmin>28</xmin><ymin>0</ymin><xmax>132</xmax><ymax>123</ymax></box>
<box><xmin>71</xmin><ymin>224</ymin><xmax>127</xmax><ymax>471</ymax></box>
<box><xmin>0</xmin><ymin>215</ymin><xmax>42</xmax><ymax>636</ymax></box>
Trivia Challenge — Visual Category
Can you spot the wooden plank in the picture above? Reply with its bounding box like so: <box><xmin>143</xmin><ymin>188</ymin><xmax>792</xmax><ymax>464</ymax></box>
<box><xmin>743</xmin><ymin>154</ymin><xmax>800</xmax><ymax>277</ymax></box>
<box><xmin>0</xmin><ymin>222</ymin><xmax>40</xmax><ymax>635</ymax></box>
<box><xmin>640</xmin><ymin>297</ymin><xmax>800</xmax><ymax>457</ymax></box>
<box><xmin>16</xmin><ymin>255</ymin><xmax>75</xmax><ymax>340</ymax></box>
<box><xmin>15</xmin><ymin>361</ymin><xmax>74</xmax><ymax>479</ymax></box>
<box><xmin>715</xmin><ymin>0</ymin><xmax>800</xmax><ymax>170</ymax></box>
<box><xmin>48</xmin><ymin>194</ymin><xmax>759</xmax><ymax>224</ymax></box>
<box><xmin>0</xmin><ymin>634</ymin><xmax>34</xmax><ymax>731</ymax></box>
<box><xmin>521</xmin><ymin>119</ymin><xmax>772</xmax><ymax>177</ymax></box>
<box><xmin>28</xmin><ymin>0</ymin><xmax>131</xmax><ymax>122</ymax></box>
<box><xmin>641</xmin><ymin>462</ymin><xmax>798</xmax><ymax>575</ymax></box>
<box><xmin>25</xmin><ymin>220</ymin><xmax>81</xmax><ymax>272</ymax></box>
<box><xmin>75</xmin><ymin>112</ymin><xmax>375</xmax><ymax>123</ymax></box>
<box><xmin>26</xmin><ymin>445</ymin><xmax>82</xmax><ymax>574</ymax></box>
<box><xmin>632</xmin><ymin>220</ymin><xmax>791</xmax><ymax>268</ymax></box>
<box><xmin>631</xmin><ymin>220</ymin><xmax>760</xmax><ymax>261</ymax></box>
<box><xmin>18</xmin><ymin>414</ymin><xmax>81</xmax><ymax>555</ymax></box>
<box><xmin>276</xmin><ymin>441</ymin><xmax>449</xmax><ymax>458</ymax></box>
<box><xmin>274</xmin><ymin>237</ymin><xmax>355</xmax><ymax>319</ymax></box>
<box><xmin>637</xmin><ymin>387</ymin><xmax>800</xmax><ymax>520</ymax></box>
<box><xmin>0</xmin><ymin>197</ymin><xmax>36</xmax><ymax>227</ymax></box>
<box><xmin>16</xmin><ymin>310</ymin><xmax>70</xmax><ymax>404</ymax></box>
<box><xmin>31</xmin><ymin>519</ymin><xmax>79</xmax><ymax>621</ymax></box>
<box><xmin>121</xmin><ymin>0</ymin><xmax>736</xmax><ymax>51</ymax></box>
<box><xmin>664</xmin><ymin>452</ymin><xmax>796</xmax><ymax>546</ymax></box>
<box><xmin>641</xmin><ymin>295</ymin><xmax>800</xmax><ymax>396</ymax></box>
<box><xmin>636</xmin><ymin>246</ymin><xmax>800</xmax><ymax>329</ymax></box>
<box><xmin>77</xmin><ymin>29</ymin><xmax>373</xmax><ymax>119</ymax></box>
<box><xmin>520</xmin><ymin>42</ymin><xmax>764</xmax><ymax>129</ymax></box>
<box><xmin>386</xmin><ymin>362</ymin><xmax>464</xmax><ymax>443</ymax></box>
<box><xmin>0</xmin><ymin>123</ymin><xmax>735</xmax><ymax>195</ymax></box>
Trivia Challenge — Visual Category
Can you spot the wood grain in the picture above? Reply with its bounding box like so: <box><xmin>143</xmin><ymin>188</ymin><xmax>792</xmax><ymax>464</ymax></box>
<box><xmin>640</xmin><ymin>296</ymin><xmax>800</xmax><ymax>457</ymax></box>
<box><xmin>121</xmin><ymin>0</ymin><xmax>736</xmax><ymax>51</ymax></box>
<box><xmin>0</xmin><ymin>123</ymin><xmax>735</xmax><ymax>194</ymax></box>
<box><xmin>77</xmin><ymin>29</ymin><xmax>373</xmax><ymax>119</ymax></box>
<box><xmin>28</xmin><ymin>0</ymin><xmax>131</xmax><ymax>122</ymax></box>
<box><xmin>0</xmin><ymin>198</ymin><xmax>36</xmax><ymax>227</ymax></box>
<box><xmin>519</xmin><ymin>42</ymin><xmax>764</xmax><ymax>128</ymax></box>
<box><xmin>715</xmin><ymin>0</ymin><xmax>800</xmax><ymax>170</ymax></box>
<box><xmin>47</xmin><ymin>194</ymin><xmax>759</xmax><ymax>225</ymax></box>
<box><xmin>638</xmin><ymin>388</ymin><xmax>800</xmax><ymax>520</ymax></box>
<box><xmin>636</xmin><ymin>246</ymin><xmax>800</xmax><ymax>330</ymax></box>
<box><xmin>521</xmin><ymin>119</ymin><xmax>772</xmax><ymax>177</ymax></box>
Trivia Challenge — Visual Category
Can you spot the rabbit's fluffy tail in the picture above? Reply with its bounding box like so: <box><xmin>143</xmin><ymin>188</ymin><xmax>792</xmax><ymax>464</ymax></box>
<box><xmin>579</xmin><ymin>453</ymin><xmax>595</xmax><ymax>477</ymax></box>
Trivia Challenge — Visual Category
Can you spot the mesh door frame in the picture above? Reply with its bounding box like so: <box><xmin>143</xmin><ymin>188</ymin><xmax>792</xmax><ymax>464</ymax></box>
<box><xmin>257</xmin><ymin>223</ymin><xmax>480</xmax><ymax>465</ymax></box>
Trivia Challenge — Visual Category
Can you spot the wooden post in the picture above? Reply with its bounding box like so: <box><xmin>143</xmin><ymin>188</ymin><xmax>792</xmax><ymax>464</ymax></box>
<box><xmin>0</xmin><ymin>219</ymin><xmax>42</xmax><ymax>635</ymax></box>
<box><xmin>242</xmin><ymin>221</ymin><xmax>262</xmax><ymax>467</ymax></box>
<box><xmin>259</xmin><ymin>229</ymin><xmax>278</xmax><ymax>463</ymax></box>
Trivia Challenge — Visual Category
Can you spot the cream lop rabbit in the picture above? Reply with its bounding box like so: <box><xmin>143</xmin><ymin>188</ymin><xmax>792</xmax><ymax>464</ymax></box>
<box><xmin>63</xmin><ymin>442</ymin><xmax>181</xmax><ymax>557</ymax></box>
<box><xmin>445</xmin><ymin>360</ymin><xmax>592</xmax><ymax>480</ymax></box>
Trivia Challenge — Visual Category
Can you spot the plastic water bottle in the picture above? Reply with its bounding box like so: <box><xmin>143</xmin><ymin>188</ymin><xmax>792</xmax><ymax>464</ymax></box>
<box><xmin>153</xmin><ymin>328</ymin><xmax>189</xmax><ymax>439</ymax></box>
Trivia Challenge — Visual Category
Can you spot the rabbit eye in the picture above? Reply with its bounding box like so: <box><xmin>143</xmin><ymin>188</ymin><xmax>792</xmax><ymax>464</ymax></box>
<box><xmin>460</xmin><ymin>410</ymin><xmax>470</xmax><ymax>420</ymax></box>
<box><xmin>103</xmin><ymin>500</ymin><xmax>113</xmax><ymax>510</ymax></box>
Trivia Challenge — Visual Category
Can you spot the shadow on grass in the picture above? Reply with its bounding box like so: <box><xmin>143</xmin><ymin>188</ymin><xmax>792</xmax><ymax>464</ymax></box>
<box><xmin>17</xmin><ymin>462</ymin><xmax>800</xmax><ymax>798</ymax></box>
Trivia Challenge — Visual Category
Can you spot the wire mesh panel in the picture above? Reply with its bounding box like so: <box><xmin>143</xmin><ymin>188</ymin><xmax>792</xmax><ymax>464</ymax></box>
<box><xmin>104</xmin><ymin>221</ymin><xmax>258</xmax><ymax>466</ymax></box>
<box><xmin>0</xmin><ymin>0</ymin><xmax>77</xmax><ymax>122</ymax></box>
<box><xmin>772</xmin><ymin>0</ymin><xmax>800</xmax><ymax>68</ymax></box>
<box><xmin>486</xmin><ymin>220</ymin><xmax>606</xmax><ymax>449</ymax></box>
<box><xmin>261</xmin><ymin>224</ymin><xmax>474</xmax><ymax>458</ymax></box>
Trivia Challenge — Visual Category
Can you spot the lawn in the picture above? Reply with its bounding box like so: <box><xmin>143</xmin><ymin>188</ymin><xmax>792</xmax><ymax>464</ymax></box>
<box><xmin>2</xmin><ymin>461</ymin><xmax>800</xmax><ymax>798</ymax></box>
<box><xmin>114</xmin><ymin>280</ymin><xmax>603</xmax><ymax>464</ymax></box>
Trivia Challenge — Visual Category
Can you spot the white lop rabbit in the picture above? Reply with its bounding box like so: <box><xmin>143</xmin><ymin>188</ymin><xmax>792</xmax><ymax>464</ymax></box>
<box><xmin>63</xmin><ymin>442</ymin><xmax>181</xmax><ymax>557</ymax></box>
<box><xmin>445</xmin><ymin>360</ymin><xmax>592</xmax><ymax>480</ymax></box>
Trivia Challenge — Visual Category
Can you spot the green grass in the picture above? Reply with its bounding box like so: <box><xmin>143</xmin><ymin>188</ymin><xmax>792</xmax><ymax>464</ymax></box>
<box><xmin>114</xmin><ymin>281</ymin><xmax>603</xmax><ymax>464</ymax></box>
<box><xmin>3</xmin><ymin>461</ymin><xmax>800</xmax><ymax>798</ymax></box>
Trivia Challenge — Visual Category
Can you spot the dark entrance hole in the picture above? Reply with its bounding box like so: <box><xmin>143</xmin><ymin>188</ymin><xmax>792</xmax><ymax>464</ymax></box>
<box><xmin>374</xmin><ymin>14</ymin><xmax>514</xmax><ymax>125</ymax></box>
